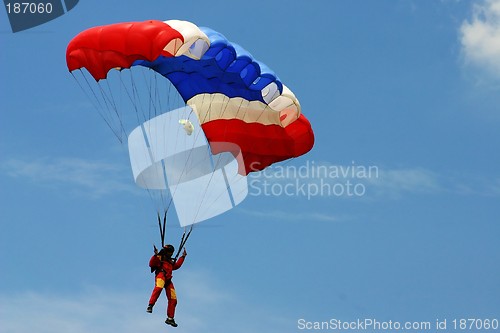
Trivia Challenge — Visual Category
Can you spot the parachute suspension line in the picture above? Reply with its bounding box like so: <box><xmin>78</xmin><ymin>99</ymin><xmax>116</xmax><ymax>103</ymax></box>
<box><xmin>120</xmin><ymin>70</ymin><xmax>160</xmax><ymax>207</ymax></box>
<box><xmin>174</xmin><ymin>224</ymin><xmax>193</xmax><ymax>262</ymax></box>
<box><xmin>153</xmin><ymin>80</ymin><xmax>197</xmax><ymax>249</ymax></box>
<box><xmin>214</xmin><ymin>99</ymin><xmax>249</xmax><ymax>197</ymax></box>
<box><xmin>128</xmin><ymin>69</ymin><xmax>148</xmax><ymax>126</ymax></box>
<box><xmin>97</xmin><ymin>76</ymin><xmax>127</xmax><ymax>141</ymax></box>
<box><xmin>202</xmin><ymin>158</ymin><xmax>247</xmax><ymax>213</ymax></box>
<box><xmin>162</xmin><ymin>97</ymin><xmax>216</xmax><ymax>226</ymax></box>
<box><xmin>163</xmin><ymin>122</ymin><xmax>201</xmax><ymax>215</ymax></box>
<box><xmin>160</xmin><ymin>83</ymin><xmax>185</xmax><ymax>216</ymax></box>
<box><xmin>191</xmin><ymin>159</ymin><xmax>218</xmax><ymax>223</ymax></box>
<box><xmin>182</xmin><ymin>93</ymin><xmax>237</xmax><ymax>224</ymax></box>
<box><xmin>144</xmin><ymin>73</ymin><xmax>198</xmax><ymax>251</ymax></box>
<box><xmin>113</xmin><ymin>80</ymin><xmax>129</xmax><ymax>141</ymax></box>
<box><xmin>139</xmin><ymin>67</ymin><xmax>161</xmax><ymax>121</ymax></box>
<box><xmin>145</xmin><ymin>69</ymin><xmax>155</xmax><ymax>121</ymax></box>
<box><xmin>125</xmin><ymin>68</ymin><xmax>196</xmax><ymax>221</ymax></box>
<box><xmin>160</xmin><ymin>76</ymin><xmax>180</xmax><ymax>212</ymax></box>
<box><xmin>121</xmin><ymin>69</ymin><xmax>155</xmax><ymax>134</ymax></box>
<box><xmin>103</xmin><ymin>77</ymin><xmax>123</xmax><ymax>135</ymax></box>
<box><xmin>136</xmin><ymin>69</ymin><xmax>172</xmax><ymax>212</ymax></box>
<box><xmin>201</xmin><ymin>172</ymin><xmax>239</xmax><ymax>217</ymax></box>
<box><xmin>155</xmin><ymin>71</ymin><xmax>175</xmax><ymax>186</ymax></box>
<box><xmin>166</xmin><ymin>75</ymin><xmax>173</xmax><ymax>112</ymax></box>
<box><xmin>218</xmin><ymin>95</ymin><xmax>255</xmax><ymax>199</ymax></box>
<box><xmin>71</xmin><ymin>71</ymin><xmax>105</xmax><ymax>112</ymax></box>
<box><xmin>191</xmin><ymin>94</ymin><xmax>224</xmax><ymax>223</ymax></box>
<box><xmin>138</xmin><ymin>69</ymin><xmax>187</xmax><ymax>215</ymax></box>
<box><xmin>153</xmin><ymin>71</ymin><xmax>162</xmax><ymax>118</ymax></box>
<box><xmin>157</xmin><ymin>211</ymin><xmax>168</xmax><ymax>247</ymax></box>
<box><xmin>154</xmin><ymin>74</ymin><xmax>174</xmax><ymax>211</ymax></box>
<box><xmin>71</xmin><ymin>71</ymin><xmax>124</xmax><ymax>143</ymax></box>
<box><xmin>186</xmin><ymin>102</ymin><xmax>195</xmax><ymax>119</ymax></box>
<box><xmin>215</xmin><ymin>96</ymin><xmax>249</xmax><ymax>199</ymax></box>
<box><xmin>166</xmin><ymin>76</ymin><xmax>178</xmax><ymax>208</ymax></box>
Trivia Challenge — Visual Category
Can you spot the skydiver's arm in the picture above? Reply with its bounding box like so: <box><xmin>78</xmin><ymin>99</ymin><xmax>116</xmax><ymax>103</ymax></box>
<box><xmin>173</xmin><ymin>251</ymin><xmax>186</xmax><ymax>270</ymax></box>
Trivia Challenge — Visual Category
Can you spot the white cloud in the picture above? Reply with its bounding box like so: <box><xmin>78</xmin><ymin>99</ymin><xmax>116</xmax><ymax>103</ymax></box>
<box><xmin>241</xmin><ymin>208</ymin><xmax>341</xmax><ymax>223</ymax></box>
<box><xmin>0</xmin><ymin>270</ymin><xmax>292</xmax><ymax>333</ymax></box>
<box><xmin>460</xmin><ymin>0</ymin><xmax>500</xmax><ymax>78</ymax></box>
<box><xmin>0</xmin><ymin>288</ymin><xmax>154</xmax><ymax>333</ymax></box>
<box><xmin>368</xmin><ymin>167</ymin><xmax>442</xmax><ymax>198</ymax></box>
<box><xmin>450</xmin><ymin>174</ymin><xmax>500</xmax><ymax>196</ymax></box>
<box><xmin>1</xmin><ymin>157</ymin><xmax>136</xmax><ymax>198</ymax></box>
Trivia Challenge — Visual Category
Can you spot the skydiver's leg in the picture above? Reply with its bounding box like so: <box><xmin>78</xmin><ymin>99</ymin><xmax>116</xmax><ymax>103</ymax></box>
<box><xmin>148</xmin><ymin>274</ymin><xmax>166</xmax><ymax>306</ymax></box>
<box><xmin>165</xmin><ymin>281</ymin><xmax>178</xmax><ymax>319</ymax></box>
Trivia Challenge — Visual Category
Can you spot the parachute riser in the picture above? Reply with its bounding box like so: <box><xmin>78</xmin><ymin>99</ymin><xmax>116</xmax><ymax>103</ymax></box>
<box><xmin>174</xmin><ymin>225</ymin><xmax>193</xmax><ymax>262</ymax></box>
<box><xmin>157</xmin><ymin>211</ymin><xmax>167</xmax><ymax>247</ymax></box>
<box><xmin>156</xmin><ymin>211</ymin><xmax>191</xmax><ymax>261</ymax></box>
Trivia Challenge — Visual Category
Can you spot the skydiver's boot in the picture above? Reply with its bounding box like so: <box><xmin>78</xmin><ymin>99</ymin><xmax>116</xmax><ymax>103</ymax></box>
<box><xmin>146</xmin><ymin>304</ymin><xmax>153</xmax><ymax>313</ymax></box>
<box><xmin>165</xmin><ymin>317</ymin><xmax>178</xmax><ymax>327</ymax></box>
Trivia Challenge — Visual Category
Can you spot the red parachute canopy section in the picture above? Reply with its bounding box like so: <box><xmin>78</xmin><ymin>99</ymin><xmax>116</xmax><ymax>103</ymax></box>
<box><xmin>67</xmin><ymin>20</ymin><xmax>183</xmax><ymax>80</ymax></box>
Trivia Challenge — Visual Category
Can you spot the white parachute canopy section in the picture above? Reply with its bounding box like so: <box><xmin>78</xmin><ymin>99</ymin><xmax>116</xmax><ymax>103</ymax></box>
<box><xmin>128</xmin><ymin>106</ymin><xmax>248</xmax><ymax>227</ymax></box>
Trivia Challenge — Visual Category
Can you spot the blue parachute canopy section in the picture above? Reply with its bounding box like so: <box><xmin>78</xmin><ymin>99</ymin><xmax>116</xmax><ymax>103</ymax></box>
<box><xmin>133</xmin><ymin>27</ymin><xmax>283</xmax><ymax>103</ymax></box>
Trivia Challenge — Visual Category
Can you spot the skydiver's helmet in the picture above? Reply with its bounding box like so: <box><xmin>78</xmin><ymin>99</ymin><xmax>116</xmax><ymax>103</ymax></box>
<box><xmin>160</xmin><ymin>244</ymin><xmax>175</xmax><ymax>256</ymax></box>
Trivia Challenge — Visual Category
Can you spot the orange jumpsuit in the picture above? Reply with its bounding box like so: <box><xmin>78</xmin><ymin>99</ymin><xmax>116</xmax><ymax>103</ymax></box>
<box><xmin>148</xmin><ymin>254</ymin><xmax>185</xmax><ymax>318</ymax></box>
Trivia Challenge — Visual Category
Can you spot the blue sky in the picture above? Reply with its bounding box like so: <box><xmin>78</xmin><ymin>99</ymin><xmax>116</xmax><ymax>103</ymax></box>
<box><xmin>1</xmin><ymin>1</ymin><xmax>500</xmax><ymax>332</ymax></box>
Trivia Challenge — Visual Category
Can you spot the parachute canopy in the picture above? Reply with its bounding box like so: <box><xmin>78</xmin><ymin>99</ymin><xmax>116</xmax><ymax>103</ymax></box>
<box><xmin>66</xmin><ymin>19</ymin><xmax>314</xmax><ymax>175</ymax></box>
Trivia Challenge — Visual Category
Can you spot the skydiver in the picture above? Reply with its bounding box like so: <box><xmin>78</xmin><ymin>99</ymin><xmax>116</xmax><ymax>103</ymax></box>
<box><xmin>147</xmin><ymin>244</ymin><xmax>187</xmax><ymax>328</ymax></box>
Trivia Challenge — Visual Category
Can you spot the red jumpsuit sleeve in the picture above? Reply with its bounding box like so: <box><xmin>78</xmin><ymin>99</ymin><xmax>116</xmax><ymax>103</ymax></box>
<box><xmin>149</xmin><ymin>255</ymin><xmax>161</xmax><ymax>268</ymax></box>
<box><xmin>173</xmin><ymin>256</ymin><xmax>185</xmax><ymax>270</ymax></box>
